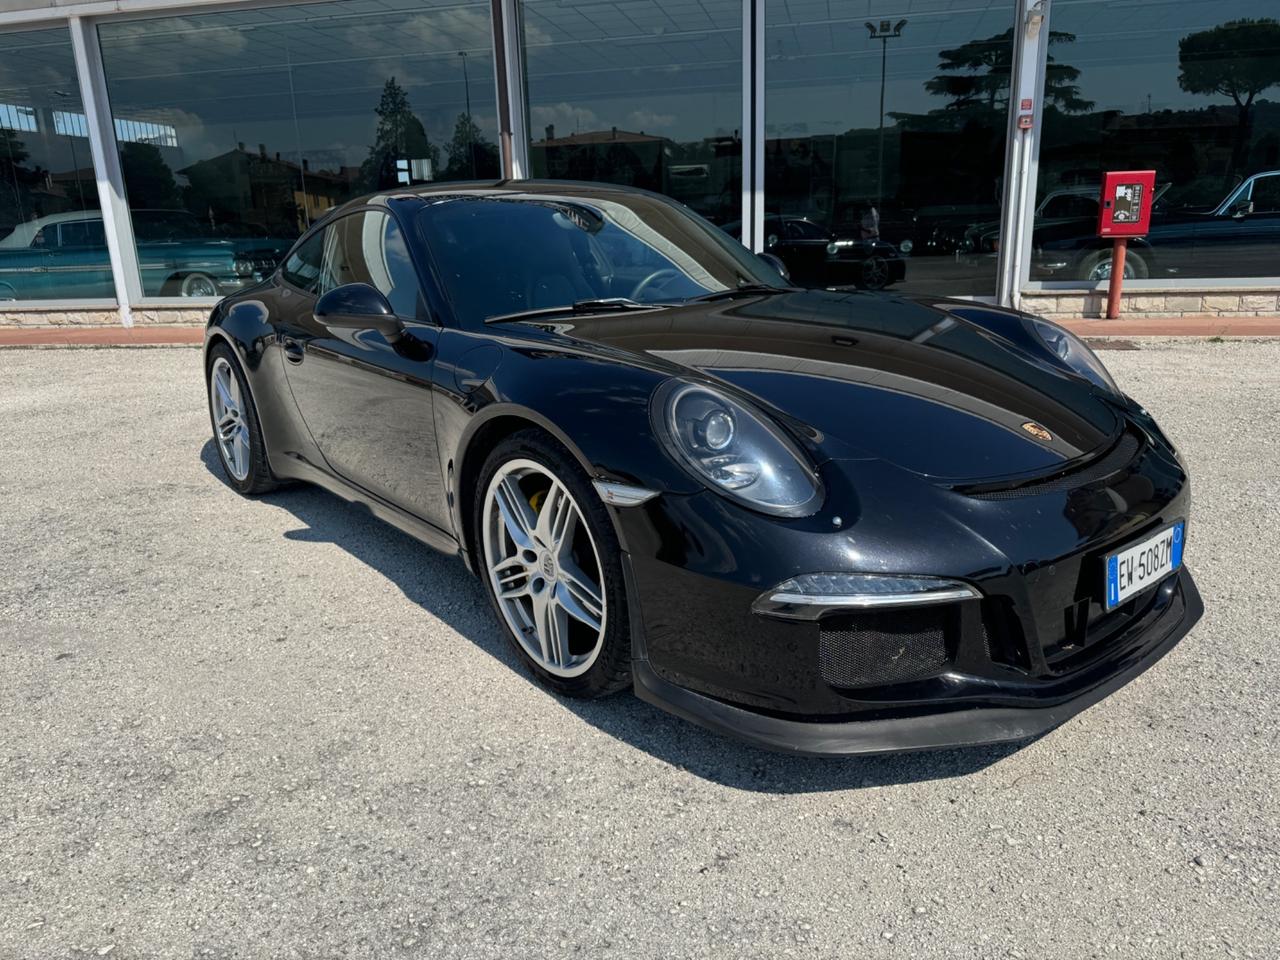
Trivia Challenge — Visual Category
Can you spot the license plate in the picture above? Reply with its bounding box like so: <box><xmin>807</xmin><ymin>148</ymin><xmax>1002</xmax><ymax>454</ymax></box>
<box><xmin>1105</xmin><ymin>521</ymin><xmax>1185</xmax><ymax>610</ymax></box>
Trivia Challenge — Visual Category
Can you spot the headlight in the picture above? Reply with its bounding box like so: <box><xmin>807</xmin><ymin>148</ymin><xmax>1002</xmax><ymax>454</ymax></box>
<box><xmin>655</xmin><ymin>380</ymin><xmax>823</xmax><ymax>517</ymax></box>
<box><xmin>1029</xmin><ymin>316</ymin><xmax>1119</xmax><ymax>394</ymax></box>
<box><xmin>232</xmin><ymin>258</ymin><xmax>253</xmax><ymax>277</ymax></box>
<box><xmin>898</xmin><ymin>238</ymin><xmax>913</xmax><ymax>254</ymax></box>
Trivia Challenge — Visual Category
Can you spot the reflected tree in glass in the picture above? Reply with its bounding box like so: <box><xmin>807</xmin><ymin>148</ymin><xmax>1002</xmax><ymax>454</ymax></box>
<box><xmin>360</xmin><ymin>77</ymin><xmax>440</xmax><ymax>191</ymax></box>
<box><xmin>1178</xmin><ymin>18</ymin><xmax>1280</xmax><ymax>182</ymax></box>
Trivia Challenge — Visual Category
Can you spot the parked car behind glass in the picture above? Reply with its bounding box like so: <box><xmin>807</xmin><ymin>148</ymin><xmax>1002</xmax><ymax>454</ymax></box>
<box><xmin>0</xmin><ymin>209</ymin><xmax>290</xmax><ymax>300</ymax></box>
<box><xmin>1033</xmin><ymin>172</ymin><xmax>1280</xmax><ymax>281</ymax></box>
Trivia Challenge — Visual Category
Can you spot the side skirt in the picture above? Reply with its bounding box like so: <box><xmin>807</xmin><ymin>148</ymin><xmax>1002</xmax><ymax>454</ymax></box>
<box><xmin>273</xmin><ymin>452</ymin><xmax>462</xmax><ymax>559</ymax></box>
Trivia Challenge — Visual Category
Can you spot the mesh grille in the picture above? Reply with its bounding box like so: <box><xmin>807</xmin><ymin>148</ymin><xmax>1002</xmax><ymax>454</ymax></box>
<box><xmin>819</xmin><ymin>608</ymin><xmax>950</xmax><ymax>688</ymax></box>
<box><xmin>965</xmin><ymin>431</ymin><xmax>1141</xmax><ymax>501</ymax></box>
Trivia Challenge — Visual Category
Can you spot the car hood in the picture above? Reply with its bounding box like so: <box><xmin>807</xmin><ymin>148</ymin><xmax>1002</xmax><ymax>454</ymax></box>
<box><xmin>555</xmin><ymin>290</ymin><xmax>1122</xmax><ymax>484</ymax></box>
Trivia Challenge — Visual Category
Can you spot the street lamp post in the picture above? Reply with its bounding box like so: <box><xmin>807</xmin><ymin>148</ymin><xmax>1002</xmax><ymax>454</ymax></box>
<box><xmin>458</xmin><ymin>50</ymin><xmax>475</xmax><ymax>177</ymax></box>
<box><xmin>865</xmin><ymin>18</ymin><xmax>907</xmax><ymax>214</ymax></box>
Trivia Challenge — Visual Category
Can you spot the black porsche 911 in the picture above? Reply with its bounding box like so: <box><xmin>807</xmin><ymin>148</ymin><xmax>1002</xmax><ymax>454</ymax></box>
<box><xmin>204</xmin><ymin>179</ymin><xmax>1202</xmax><ymax>755</ymax></box>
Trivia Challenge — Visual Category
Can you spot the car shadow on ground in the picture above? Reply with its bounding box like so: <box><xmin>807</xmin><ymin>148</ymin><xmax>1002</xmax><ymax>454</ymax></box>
<box><xmin>200</xmin><ymin>440</ymin><xmax>1028</xmax><ymax>793</ymax></box>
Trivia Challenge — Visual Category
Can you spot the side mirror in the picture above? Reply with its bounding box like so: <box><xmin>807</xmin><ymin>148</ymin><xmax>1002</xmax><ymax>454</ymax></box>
<box><xmin>758</xmin><ymin>251</ymin><xmax>791</xmax><ymax>283</ymax></box>
<box><xmin>315</xmin><ymin>282</ymin><xmax>403</xmax><ymax>343</ymax></box>
<box><xmin>1230</xmin><ymin>199</ymin><xmax>1252</xmax><ymax>218</ymax></box>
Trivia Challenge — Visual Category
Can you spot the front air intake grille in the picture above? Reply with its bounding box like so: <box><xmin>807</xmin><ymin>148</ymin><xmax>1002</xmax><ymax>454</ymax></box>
<box><xmin>964</xmin><ymin>430</ymin><xmax>1141</xmax><ymax>501</ymax></box>
<box><xmin>819</xmin><ymin>607</ymin><xmax>951</xmax><ymax>688</ymax></box>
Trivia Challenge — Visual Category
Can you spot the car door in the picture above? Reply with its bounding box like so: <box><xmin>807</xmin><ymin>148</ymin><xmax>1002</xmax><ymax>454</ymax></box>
<box><xmin>1191</xmin><ymin>174</ymin><xmax>1280</xmax><ymax>277</ymax></box>
<box><xmin>53</xmin><ymin>218</ymin><xmax>115</xmax><ymax>299</ymax></box>
<box><xmin>276</xmin><ymin>208</ymin><xmax>448</xmax><ymax>529</ymax></box>
<box><xmin>1220</xmin><ymin>174</ymin><xmax>1280</xmax><ymax>276</ymax></box>
<box><xmin>0</xmin><ymin>224</ymin><xmax>56</xmax><ymax>300</ymax></box>
<box><xmin>764</xmin><ymin>217</ymin><xmax>827</xmax><ymax>286</ymax></box>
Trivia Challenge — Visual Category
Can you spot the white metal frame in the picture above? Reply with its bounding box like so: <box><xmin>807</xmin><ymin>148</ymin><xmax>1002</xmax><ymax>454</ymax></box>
<box><xmin>67</xmin><ymin>15</ymin><xmax>141</xmax><ymax>323</ymax></box>
<box><xmin>740</xmin><ymin>0</ymin><xmax>764</xmax><ymax>253</ymax></box>
<box><xmin>498</xmin><ymin>0</ymin><xmax>529</xmax><ymax>179</ymax></box>
<box><xmin>996</xmin><ymin>0</ymin><xmax>1051</xmax><ymax>309</ymax></box>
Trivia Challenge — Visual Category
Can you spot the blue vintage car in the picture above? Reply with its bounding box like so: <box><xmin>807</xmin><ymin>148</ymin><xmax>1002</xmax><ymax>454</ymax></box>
<box><xmin>0</xmin><ymin>209</ymin><xmax>290</xmax><ymax>301</ymax></box>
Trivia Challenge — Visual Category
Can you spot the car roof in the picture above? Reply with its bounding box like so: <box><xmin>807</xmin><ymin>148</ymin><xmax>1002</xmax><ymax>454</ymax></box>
<box><xmin>323</xmin><ymin>178</ymin><xmax>683</xmax><ymax>223</ymax></box>
<box><xmin>0</xmin><ymin>208</ymin><xmax>200</xmax><ymax>249</ymax></box>
<box><xmin>0</xmin><ymin>211</ymin><xmax>101</xmax><ymax>248</ymax></box>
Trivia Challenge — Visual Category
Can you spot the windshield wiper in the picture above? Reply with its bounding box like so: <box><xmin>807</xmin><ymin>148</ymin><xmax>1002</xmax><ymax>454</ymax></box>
<box><xmin>683</xmin><ymin>283</ymin><xmax>790</xmax><ymax>303</ymax></box>
<box><xmin>484</xmin><ymin>298</ymin><xmax>663</xmax><ymax>324</ymax></box>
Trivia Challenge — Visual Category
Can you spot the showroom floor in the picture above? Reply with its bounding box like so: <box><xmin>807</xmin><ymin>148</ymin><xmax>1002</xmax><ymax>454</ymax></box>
<box><xmin>1</xmin><ymin>344</ymin><xmax>1276</xmax><ymax>958</ymax></box>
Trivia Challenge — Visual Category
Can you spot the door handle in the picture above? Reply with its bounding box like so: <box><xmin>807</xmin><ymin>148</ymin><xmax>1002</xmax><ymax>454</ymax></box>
<box><xmin>282</xmin><ymin>337</ymin><xmax>305</xmax><ymax>364</ymax></box>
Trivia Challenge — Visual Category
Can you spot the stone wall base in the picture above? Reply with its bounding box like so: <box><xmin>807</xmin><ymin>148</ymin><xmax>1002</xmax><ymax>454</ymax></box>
<box><xmin>1022</xmin><ymin>290</ymin><xmax>1280</xmax><ymax>320</ymax></box>
<box><xmin>0</xmin><ymin>307</ymin><xmax>209</xmax><ymax>327</ymax></box>
<box><xmin>4</xmin><ymin>292</ymin><xmax>1279</xmax><ymax>326</ymax></box>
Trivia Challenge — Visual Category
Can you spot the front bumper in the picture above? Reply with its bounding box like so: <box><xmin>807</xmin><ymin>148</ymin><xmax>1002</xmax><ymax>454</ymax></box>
<box><xmin>614</xmin><ymin>418</ymin><xmax>1201</xmax><ymax>755</ymax></box>
<box><xmin>632</xmin><ymin>567</ymin><xmax>1201</xmax><ymax>755</ymax></box>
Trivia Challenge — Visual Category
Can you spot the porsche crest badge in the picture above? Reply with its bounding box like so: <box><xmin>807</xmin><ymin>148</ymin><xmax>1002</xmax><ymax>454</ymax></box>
<box><xmin>1021</xmin><ymin>421</ymin><xmax>1053</xmax><ymax>442</ymax></box>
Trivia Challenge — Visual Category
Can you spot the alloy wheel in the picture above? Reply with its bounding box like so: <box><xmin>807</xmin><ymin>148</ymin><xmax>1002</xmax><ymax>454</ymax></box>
<box><xmin>482</xmin><ymin>459</ymin><xmax>607</xmax><ymax>678</ymax></box>
<box><xmin>862</xmin><ymin>256</ymin><xmax>890</xmax><ymax>289</ymax></box>
<box><xmin>209</xmin><ymin>356</ymin><xmax>250</xmax><ymax>481</ymax></box>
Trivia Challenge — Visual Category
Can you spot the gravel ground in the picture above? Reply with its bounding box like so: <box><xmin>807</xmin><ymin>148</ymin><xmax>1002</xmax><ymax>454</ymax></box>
<box><xmin>1</xmin><ymin>341</ymin><xmax>1277</xmax><ymax>959</ymax></box>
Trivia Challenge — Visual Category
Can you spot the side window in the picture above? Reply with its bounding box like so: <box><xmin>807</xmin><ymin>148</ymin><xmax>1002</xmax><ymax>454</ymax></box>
<box><xmin>60</xmin><ymin>219</ymin><xmax>106</xmax><ymax>249</ymax></box>
<box><xmin>318</xmin><ymin>210</ymin><xmax>422</xmax><ymax>318</ymax></box>
<box><xmin>1248</xmin><ymin>176</ymin><xmax>1280</xmax><ymax>215</ymax></box>
<box><xmin>36</xmin><ymin>224</ymin><xmax>59</xmax><ymax>248</ymax></box>
<box><xmin>281</xmin><ymin>229</ymin><xmax>326</xmax><ymax>293</ymax></box>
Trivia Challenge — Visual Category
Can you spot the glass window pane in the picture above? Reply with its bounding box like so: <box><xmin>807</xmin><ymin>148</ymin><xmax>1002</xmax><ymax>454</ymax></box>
<box><xmin>319</xmin><ymin>210</ymin><xmax>421</xmax><ymax>318</ymax></box>
<box><xmin>0</xmin><ymin>27</ymin><xmax>108</xmax><ymax>303</ymax></box>
<box><xmin>521</xmin><ymin>0</ymin><xmax>742</xmax><ymax>226</ymax></box>
<box><xmin>97</xmin><ymin>0</ymin><xmax>501</xmax><ymax>301</ymax></box>
<box><xmin>1034</xmin><ymin>2</ymin><xmax>1280</xmax><ymax>283</ymax></box>
<box><xmin>764</xmin><ymin>1</ymin><xmax>1016</xmax><ymax>296</ymax></box>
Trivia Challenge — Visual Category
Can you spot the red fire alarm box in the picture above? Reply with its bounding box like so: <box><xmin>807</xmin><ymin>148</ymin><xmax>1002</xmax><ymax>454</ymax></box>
<box><xmin>1098</xmin><ymin>169</ymin><xmax>1156</xmax><ymax>237</ymax></box>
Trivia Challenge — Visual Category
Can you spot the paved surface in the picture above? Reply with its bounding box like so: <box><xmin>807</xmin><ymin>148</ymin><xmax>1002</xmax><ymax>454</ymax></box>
<box><xmin>1</xmin><ymin>343</ymin><xmax>1277</xmax><ymax>959</ymax></box>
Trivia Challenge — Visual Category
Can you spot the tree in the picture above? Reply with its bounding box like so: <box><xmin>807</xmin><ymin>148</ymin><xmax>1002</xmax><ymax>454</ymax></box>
<box><xmin>441</xmin><ymin>112</ymin><xmax>498</xmax><ymax>180</ymax></box>
<box><xmin>0</xmin><ymin>128</ymin><xmax>34</xmax><ymax>231</ymax></box>
<box><xmin>924</xmin><ymin>28</ymin><xmax>1092</xmax><ymax>115</ymax></box>
<box><xmin>359</xmin><ymin>77</ymin><xmax>439</xmax><ymax>191</ymax></box>
<box><xmin>120</xmin><ymin>142</ymin><xmax>182</xmax><ymax>210</ymax></box>
<box><xmin>1178</xmin><ymin>18</ymin><xmax>1280</xmax><ymax>177</ymax></box>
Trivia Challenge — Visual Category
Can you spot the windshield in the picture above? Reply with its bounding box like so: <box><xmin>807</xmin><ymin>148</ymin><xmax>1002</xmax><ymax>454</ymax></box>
<box><xmin>416</xmin><ymin>194</ymin><xmax>784</xmax><ymax>326</ymax></box>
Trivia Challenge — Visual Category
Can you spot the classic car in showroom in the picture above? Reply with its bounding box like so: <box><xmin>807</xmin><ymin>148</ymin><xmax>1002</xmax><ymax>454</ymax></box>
<box><xmin>722</xmin><ymin>215</ymin><xmax>906</xmax><ymax>289</ymax></box>
<box><xmin>0</xmin><ymin>209</ymin><xmax>289</xmax><ymax>300</ymax></box>
<box><xmin>203</xmin><ymin>180</ymin><xmax>1201</xmax><ymax>754</ymax></box>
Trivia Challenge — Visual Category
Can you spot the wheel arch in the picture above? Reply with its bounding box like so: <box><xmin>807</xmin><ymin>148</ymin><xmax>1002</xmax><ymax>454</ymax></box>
<box><xmin>452</xmin><ymin>405</ymin><xmax>606</xmax><ymax>577</ymax></box>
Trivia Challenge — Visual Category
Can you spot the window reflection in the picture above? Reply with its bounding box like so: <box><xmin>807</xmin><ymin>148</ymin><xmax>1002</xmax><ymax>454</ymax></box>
<box><xmin>1035</xmin><ymin>2</ymin><xmax>1280</xmax><ymax>283</ymax></box>
<box><xmin>521</xmin><ymin>0</ymin><xmax>743</xmax><ymax>225</ymax></box>
<box><xmin>764</xmin><ymin>0</ymin><xmax>1016</xmax><ymax>296</ymax></box>
<box><xmin>0</xmin><ymin>28</ymin><xmax>106</xmax><ymax>303</ymax></box>
<box><xmin>97</xmin><ymin>0</ymin><xmax>501</xmax><ymax>299</ymax></box>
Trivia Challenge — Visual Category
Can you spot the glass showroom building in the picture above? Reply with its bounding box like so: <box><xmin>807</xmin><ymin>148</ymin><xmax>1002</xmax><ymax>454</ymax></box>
<box><xmin>1</xmin><ymin>0</ymin><xmax>1278</xmax><ymax>325</ymax></box>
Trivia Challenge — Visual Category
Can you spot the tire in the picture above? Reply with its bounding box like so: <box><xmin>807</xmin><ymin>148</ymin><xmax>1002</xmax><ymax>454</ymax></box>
<box><xmin>179</xmin><ymin>272</ymin><xmax>219</xmax><ymax>298</ymax></box>
<box><xmin>1080</xmin><ymin>248</ymin><xmax>1148</xmax><ymax>282</ymax></box>
<box><xmin>206</xmin><ymin>343</ymin><xmax>281</xmax><ymax>495</ymax></box>
<box><xmin>474</xmin><ymin>428</ymin><xmax>631</xmax><ymax>698</ymax></box>
<box><xmin>857</xmin><ymin>255</ymin><xmax>891</xmax><ymax>290</ymax></box>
